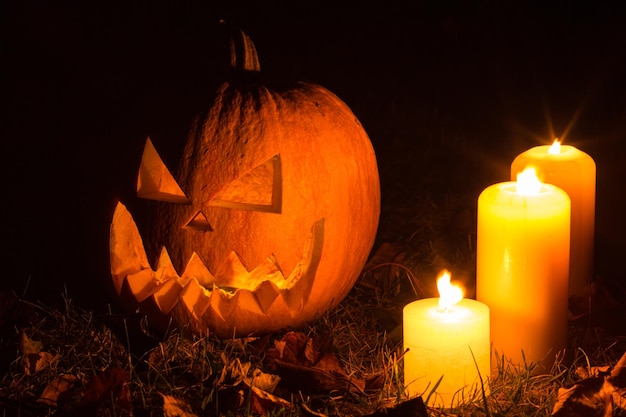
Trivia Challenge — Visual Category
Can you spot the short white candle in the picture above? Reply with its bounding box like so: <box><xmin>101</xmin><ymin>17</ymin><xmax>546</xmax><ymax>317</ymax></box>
<box><xmin>403</xmin><ymin>271</ymin><xmax>490</xmax><ymax>408</ymax></box>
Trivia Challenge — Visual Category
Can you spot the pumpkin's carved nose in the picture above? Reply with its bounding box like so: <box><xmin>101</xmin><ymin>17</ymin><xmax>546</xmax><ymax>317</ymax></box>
<box><xmin>184</xmin><ymin>210</ymin><xmax>213</xmax><ymax>232</ymax></box>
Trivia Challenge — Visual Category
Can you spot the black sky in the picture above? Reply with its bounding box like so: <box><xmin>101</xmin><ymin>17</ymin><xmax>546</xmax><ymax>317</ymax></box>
<box><xmin>2</xmin><ymin>1</ymin><xmax>626</xmax><ymax>311</ymax></box>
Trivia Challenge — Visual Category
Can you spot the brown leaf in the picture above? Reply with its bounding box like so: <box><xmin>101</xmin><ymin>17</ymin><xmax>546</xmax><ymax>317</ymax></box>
<box><xmin>247</xmin><ymin>367</ymin><xmax>281</xmax><ymax>393</ymax></box>
<box><xmin>160</xmin><ymin>393</ymin><xmax>199</xmax><ymax>417</ymax></box>
<box><xmin>551</xmin><ymin>377</ymin><xmax>613</xmax><ymax>417</ymax></box>
<box><xmin>315</xmin><ymin>352</ymin><xmax>346</xmax><ymax>375</ymax></box>
<box><xmin>575</xmin><ymin>365</ymin><xmax>611</xmax><ymax>380</ymax></box>
<box><xmin>38</xmin><ymin>374</ymin><xmax>78</xmax><ymax>407</ymax></box>
<box><xmin>266</xmin><ymin>331</ymin><xmax>334</xmax><ymax>369</ymax></box>
<box><xmin>77</xmin><ymin>369</ymin><xmax>132</xmax><ymax>415</ymax></box>
<box><xmin>273</xmin><ymin>359</ymin><xmax>366</xmax><ymax>395</ymax></box>
<box><xmin>249</xmin><ymin>385</ymin><xmax>292</xmax><ymax>415</ymax></box>
<box><xmin>364</xmin><ymin>373</ymin><xmax>386</xmax><ymax>392</ymax></box>
<box><xmin>612</xmin><ymin>387</ymin><xmax>626</xmax><ymax>411</ymax></box>
<box><xmin>304</xmin><ymin>335</ymin><xmax>320</xmax><ymax>364</ymax></box>
<box><xmin>609</xmin><ymin>351</ymin><xmax>626</xmax><ymax>389</ymax></box>
<box><xmin>266</xmin><ymin>331</ymin><xmax>368</xmax><ymax>396</ymax></box>
<box><xmin>21</xmin><ymin>332</ymin><xmax>43</xmax><ymax>355</ymax></box>
<box><xmin>24</xmin><ymin>351</ymin><xmax>60</xmax><ymax>376</ymax></box>
<box><xmin>217</xmin><ymin>357</ymin><xmax>249</xmax><ymax>386</ymax></box>
<box><xmin>273</xmin><ymin>331</ymin><xmax>314</xmax><ymax>367</ymax></box>
<box><xmin>21</xmin><ymin>332</ymin><xmax>59</xmax><ymax>375</ymax></box>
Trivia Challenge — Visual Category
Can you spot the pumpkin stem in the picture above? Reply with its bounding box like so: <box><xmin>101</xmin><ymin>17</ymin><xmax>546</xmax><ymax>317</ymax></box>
<box><xmin>224</xmin><ymin>22</ymin><xmax>261</xmax><ymax>73</ymax></box>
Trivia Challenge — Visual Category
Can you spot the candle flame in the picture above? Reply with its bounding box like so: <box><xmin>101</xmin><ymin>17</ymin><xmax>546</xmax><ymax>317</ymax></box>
<box><xmin>516</xmin><ymin>167</ymin><xmax>541</xmax><ymax>195</ymax></box>
<box><xmin>548</xmin><ymin>138</ymin><xmax>561</xmax><ymax>155</ymax></box>
<box><xmin>437</xmin><ymin>270</ymin><xmax>463</xmax><ymax>309</ymax></box>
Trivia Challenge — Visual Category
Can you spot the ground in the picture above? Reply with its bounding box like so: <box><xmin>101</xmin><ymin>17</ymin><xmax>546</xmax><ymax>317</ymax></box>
<box><xmin>1</xmin><ymin>0</ymin><xmax>626</xmax><ymax>326</ymax></box>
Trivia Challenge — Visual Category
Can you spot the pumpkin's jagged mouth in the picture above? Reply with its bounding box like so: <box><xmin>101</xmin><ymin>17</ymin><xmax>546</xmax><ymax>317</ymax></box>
<box><xmin>109</xmin><ymin>202</ymin><xmax>323</xmax><ymax>327</ymax></box>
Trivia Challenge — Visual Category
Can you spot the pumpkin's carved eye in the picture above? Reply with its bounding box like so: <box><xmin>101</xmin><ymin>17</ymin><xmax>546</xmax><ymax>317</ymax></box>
<box><xmin>136</xmin><ymin>137</ymin><xmax>282</xmax><ymax>217</ymax></box>
<box><xmin>137</xmin><ymin>137</ymin><xmax>190</xmax><ymax>204</ymax></box>
<box><xmin>209</xmin><ymin>154</ymin><xmax>282</xmax><ymax>213</ymax></box>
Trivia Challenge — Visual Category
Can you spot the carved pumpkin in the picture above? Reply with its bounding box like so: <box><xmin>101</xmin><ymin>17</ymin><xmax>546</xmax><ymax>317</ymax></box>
<box><xmin>109</xmin><ymin>27</ymin><xmax>380</xmax><ymax>338</ymax></box>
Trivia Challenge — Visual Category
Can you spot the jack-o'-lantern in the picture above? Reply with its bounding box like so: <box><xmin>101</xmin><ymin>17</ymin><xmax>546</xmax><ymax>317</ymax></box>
<box><xmin>109</xmin><ymin>26</ymin><xmax>380</xmax><ymax>338</ymax></box>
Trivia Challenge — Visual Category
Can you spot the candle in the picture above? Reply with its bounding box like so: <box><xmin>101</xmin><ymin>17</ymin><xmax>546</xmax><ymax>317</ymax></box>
<box><xmin>476</xmin><ymin>167</ymin><xmax>570</xmax><ymax>373</ymax></box>
<box><xmin>403</xmin><ymin>270</ymin><xmax>490</xmax><ymax>408</ymax></box>
<box><xmin>511</xmin><ymin>139</ymin><xmax>596</xmax><ymax>296</ymax></box>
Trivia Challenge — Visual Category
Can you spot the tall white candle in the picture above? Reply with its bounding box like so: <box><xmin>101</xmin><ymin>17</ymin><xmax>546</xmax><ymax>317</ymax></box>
<box><xmin>511</xmin><ymin>139</ymin><xmax>596</xmax><ymax>296</ymax></box>
<box><xmin>403</xmin><ymin>271</ymin><xmax>490</xmax><ymax>408</ymax></box>
<box><xmin>476</xmin><ymin>168</ymin><xmax>570</xmax><ymax>373</ymax></box>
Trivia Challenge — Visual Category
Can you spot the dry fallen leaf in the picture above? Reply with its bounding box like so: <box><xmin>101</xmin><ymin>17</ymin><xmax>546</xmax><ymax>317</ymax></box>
<box><xmin>21</xmin><ymin>332</ymin><xmax>59</xmax><ymax>375</ymax></box>
<box><xmin>552</xmin><ymin>351</ymin><xmax>626</xmax><ymax>417</ymax></box>
<box><xmin>38</xmin><ymin>374</ymin><xmax>78</xmax><ymax>407</ymax></box>
<box><xmin>77</xmin><ymin>369</ymin><xmax>132</xmax><ymax>415</ymax></box>
<box><xmin>214</xmin><ymin>356</ymin><xmax>288</xmax><ymax>414</ymax></box>
<box><xmin>575</xmin><ymin>365</ymin><xmax>611</xmax><ymax>380</ymax></box>
<box><xmin>249</xmin><ymin>384</ymin><xmax>292</xmax><ymax>415</ymax></box>
<box><xmin>161</xmin><ymin>393</ymin><xmax>199</xmax><ymax>417</ymax></box>
<box><xmin>609</xmin><ymin>349</ymin><xmax>626</xmax><ymax>388</ymax></box>
<box><xmin>552</xmin><ymin>377</ymin><xmax>613</xmax><ymax>417</ymax></box>
<box><xmin>266</xmin><ymin>331</ymin><xmax>369</xmax><ymax>395</ymax></box>
<box><xmin>247</xmin><ymin>367</ymin><xmax>281</xmax><ymax>393</ymax></box>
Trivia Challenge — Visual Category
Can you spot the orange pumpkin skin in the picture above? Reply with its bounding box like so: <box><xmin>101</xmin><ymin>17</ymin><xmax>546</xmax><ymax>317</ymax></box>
<box><xmin>110</xmin><ymin>29</ymin><xmax>380</xmax><ymax>338</ymax></box>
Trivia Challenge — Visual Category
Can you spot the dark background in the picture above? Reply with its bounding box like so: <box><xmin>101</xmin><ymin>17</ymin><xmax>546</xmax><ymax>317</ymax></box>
<box><xmin>2</xmin><ymin>1</ymin><xmax>626</xmax><ymax>313</ymax></box>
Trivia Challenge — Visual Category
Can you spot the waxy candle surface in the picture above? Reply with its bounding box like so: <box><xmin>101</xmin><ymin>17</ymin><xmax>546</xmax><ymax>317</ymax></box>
<box><xmin>476</xmin><ymin>178</ymin><xmax>570</xmax><ymax>372</ymax></box>
<box><xmin>511</xmin><ymin>143</ymin><xmax>596</xmax><ymax>295</ymax></box>
<box><xmin>403</xmin><ymin>298</ymin><xmax>490</xmax><ymax>408</ymax></box>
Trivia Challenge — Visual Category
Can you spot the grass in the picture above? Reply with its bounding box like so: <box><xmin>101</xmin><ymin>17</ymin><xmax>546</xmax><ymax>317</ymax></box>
<box><xmin>1</xmin><ymin>272</ymin><xmax>625</xmax><ymax>417</ymax></box>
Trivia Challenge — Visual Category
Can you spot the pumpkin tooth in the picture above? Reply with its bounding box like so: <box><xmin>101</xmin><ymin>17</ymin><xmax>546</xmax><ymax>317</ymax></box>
<box><xmin>213</xmin><ymin>251</ymin><xmax>253</xmax><ymax>289</ymax></box>
<box><xmin>154</xmin><ymin>247</ymin><xmax>178</xmax><ymax>283</ymax></box>
<box><xmin>203</xmin><ymin>287</ymin><xmax>265</xmax><ymax>329</ymax></box>
<box><xmin>224</xmin><ymin>289</ymin><xmax>265</xmax><ymax>320</ymax></box>
<box><xmin>213</xmin><ymin>252</ymin><xmax>287</xmax><ymax>291</ymax></box>
<box><xmin>282</xmin><ymin>218</ymin><xmax>324</xmax><ymax>309</ymax></box>
<box><xmin>207</xmin><ymin>285</ymin><xmax>229</xmax><ymax>321</ymax></box>
<box><xmin>248</xmin><ymin>255</ymin><xmax>285</xmax><ymax>287</ymax></box>
<box><xmin>110</xmin><ymin>202</ymin><xmax>152</xmax><ymax>294</ymax></box>
<box><xmin>150</xmin><ymin>278</ymin><xmax>186</xmax><ymax>314</ymax></box>
<box><xmin>181</xmin><ymin>252</ymin><xmax>215</xmax><ymax>286</ymax></box>
<box><xmin>178</xmin><ymin>279</ymin><xmax>211</xmax><ymax>330</ymax></box>
<box><xmin>126</xmin><ymin>269</ymin><xmax>158</xmax><ymax>302</ymax></box>
<box><xmin>252</xmin><ymin>280</ymin><xmax>291</xmax><ymax>316</ymax></box>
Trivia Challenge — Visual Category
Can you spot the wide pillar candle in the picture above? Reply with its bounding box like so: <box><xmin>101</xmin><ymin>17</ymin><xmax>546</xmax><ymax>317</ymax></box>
<box><xmin>511</xmin><ymin>142</ymin><xmax>596</xmax><ymax>296</ymax></box>
<box><xmin>403</xmin><ymin>275</ymin><xmax>490</xmax><ymax>409</ymax></box>
<box><xmin>476</xmin><ymin>170</ymin><xmax>570</xmax><ymax>373</ymax></box>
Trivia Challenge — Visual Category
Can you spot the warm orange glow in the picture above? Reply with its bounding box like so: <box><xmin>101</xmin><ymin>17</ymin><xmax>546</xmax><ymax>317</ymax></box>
<box><xmin>516</xmin><ymin>167</ymin><xmax>541</xmax><ymax>195</ymax></box>
<box><xmin>111</xmin><ymin>28</ymin><xmax>382</xmax><ymax>340</ymax></box>
<box><xmin>437</xmin><ymin>270</ymin><xmax>463</xmax><ymax>309</ymax></box>
<box><xmin>548</xmin><ymin>138</ymin><xmax>561</xmax><ymax>155</ymax></box>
